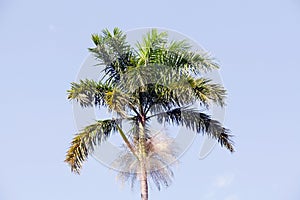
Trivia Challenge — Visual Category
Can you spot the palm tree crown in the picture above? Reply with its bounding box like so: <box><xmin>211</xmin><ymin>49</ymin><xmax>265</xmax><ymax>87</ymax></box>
<box><xmin>65</xmin><ymin>28</ymin><xmax>234</xmax><ymax>200</ymax></box>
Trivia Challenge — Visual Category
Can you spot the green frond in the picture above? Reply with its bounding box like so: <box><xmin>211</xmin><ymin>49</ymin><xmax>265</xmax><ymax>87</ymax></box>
<box><xmin>188</xmin><ymin>51</ymin><xmax>219</xmax><ymax>73</ymax></box>
<box><xmin>113</xmin><ymin>27</ymin><xmax>122</xmax><ymax>36</ymax></box>
<box><xmin>91</xmin><ymin>34</ymin><xmax>102</xmax><ymax>46</ymax></box>
<box><xmin>168</xmin><ymin>40</ymin><xmax>191</xmax><ymax>52</ymax></box>
<box><xmin>136</xmin><ymin>29</ymin><xmax>168</xmax><ymax>66</ymax></box>
<box><xmin>105</xmin><ymin>88</ymin><xmax>136</xmax><ymax>117</ymax></box>
<box><xmin>155</xmin><ymin>107</ymin><xmax>234</xmax><ymax>152</ymax></box>
<box><xmin>88</xmin><ymin>37</ymin><xmax>113</xmax><ymax>66</ymax></box>
<box><xmin>67</xmin><ymin>79</ymin><xmax>112</xmax><ymax>107</ymax></box>
<box><xmin>128</xmin><ymin>71</ymin><xmax>227</xmax><ymax>113</ymax></box>
<box><xmin>153</xmin><ymin>48</ymin><xmax>219</xmax><ymax>74</ymax></box>
<box><xmin>118</xmin><ymin>65</ymin><xmax>171</xmax><ymax>94</ymax></box>
<box><xmin>65</xmin><ymin>119</ymin><xmax>120</xmax><ymax>174</ymax></box>
<box><xmin>116</xmin><ymin>65</ymin><xmax>197</xmax><ymax>114</ymax></box>
<box><xmin>149</xmin><ymin>81</ymin><xmax>192</xmax><ymax>111</ymax></box>
<box><xmin>102</xmin><ymin>28</ymin><xmax>113</xmax><ymax>38</ymax></box>
<box><xmin>89</xmin><ymin>28</ymin><xmax>133</xmax><ymax>84</ymax></box>
<box><xmin>140</xmin><ymin>29</ymin><xmax>168</xmax><ymax>50</ymax></box>
<box><xmin>187</xmin><ymin>77</ymin><xmax>226</xmax><ymax>107</ymax></box>
<box><xmin>134</xmin><ymin>29</ymin><xmax>219</xmax><ymax>74</ymax></box>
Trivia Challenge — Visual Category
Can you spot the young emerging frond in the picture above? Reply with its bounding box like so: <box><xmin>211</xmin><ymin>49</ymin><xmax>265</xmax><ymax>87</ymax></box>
<box><xmin>65</xmin><ymin>119</ymin><xmax>120</xmax><ymax>174</ymax></box>
<box><xmin>136</xmin><ymin>29</ymin><xmax>168</xmax><ymax>66</ymax></box>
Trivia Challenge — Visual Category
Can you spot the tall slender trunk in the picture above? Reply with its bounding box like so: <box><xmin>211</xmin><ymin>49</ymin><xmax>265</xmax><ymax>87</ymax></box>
<box><xmin>138</xmin><ymin>119</ymin><xmax>148</xmax><ymax>200</ymax></box>
<box><xmin>140</xmin><ymin>160</ymin><xmax>148</xmax><ymax>200</ymax></box>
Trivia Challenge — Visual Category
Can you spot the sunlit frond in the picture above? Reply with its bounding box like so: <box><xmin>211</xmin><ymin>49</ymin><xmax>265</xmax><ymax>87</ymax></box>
<box><xmin>157</xmin><ymin>50</ymin><xmax>219</xmax><ymax>74</ymax></box>
<box><xmin>136</xmin><ymin>29</ymin><xmax>168</xmax><ymax>66</ymax></box>
<box><xmin>89</xmin><ymin>28</ymin><xmax>133</xmax><ymax>84</ymax></box>
<box><xmin>105</xmin><ymin>88</ymin><xmax>139</xmax><ymax>117</ymax></box>
<box><xmin>187</xmin><ymin>77</ymin><xmax>227</xmax><ymax>107</ymax></box>
<box><xmin>65</xmin><ymin>119</ymin><xmax>120</xmax><ymax>174</ymax></box>
<box><xmin>67</xmin><ymin>79</ymin><xmax>112</xmax><ymax>107</ymax></box>
<box><xmin>168</xmin><ymin>40</ymin><xmax>191</xmax><ymax>52</ymax></box>
<box><xmin>134</xmin><ymin>30</ymin><xmax>219</xmax><ymax>74</ymax></box>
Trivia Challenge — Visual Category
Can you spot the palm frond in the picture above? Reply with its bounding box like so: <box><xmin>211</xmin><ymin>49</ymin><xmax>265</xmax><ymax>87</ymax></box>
<box><xmin>187</xmin><ymin>77</ymin><xmax>227</xmax><ymax>107</ymax></box>
<box><xmin>168</xmin><ymin>40</ymin><xmax>191</xmax><ymax>52</ymax></box>
<box><xmin>65</xmin><ymin>119</ymin><xmax>120</xmax><ymax>174</ymax></box>
<box><xmin>155</xmin><ymin>107</ymin><xmax>234</xmax><ymax>152</ymax></box>
<box><xmin>136</xmin><ymin>29</ymin><xmax>168</xmax><ymax>66</ymax></box>
<box><xmin>117</xmin><ymin>65</ymin><xmax>196</xmax><ymax>114</ymax></box>
<box><xmin>67</xmin><ymin>79</ymin><xmax>112</xmax><ymax>107</ymax></box>
<box><xmin>157</xmin><ymin>49</ymin><xmax>219</xmax><ymax>74</ymax></box>
<box><xmin>141</xmin><ymin>75</ymin><xmax>226</xmax><ymax>113</ymax></box>
<box><xmin>104</xmin><ymin>87</ymin><xmax>139</xmax><ymax>117</ymax></box>
<box><xmin>186</xmin><ymin>51</ymin><xmax>219</xmax><ymax>73</ymax></box>
<box><xmin>134</xmin><ymin>31</ymin><xmax>219</xmax><ymax>74</ymax></box>
<box><xmin>89</xmin><ymin>28</ymin><xmax>133</xmax><ymax>84</ymax></box>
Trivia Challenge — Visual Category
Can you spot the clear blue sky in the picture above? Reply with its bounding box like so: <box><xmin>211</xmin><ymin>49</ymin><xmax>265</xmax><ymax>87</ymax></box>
<box><xmin>1</xmin><ymin>0</ymin><xmax>300</xmax><ymax>200</ymax></box>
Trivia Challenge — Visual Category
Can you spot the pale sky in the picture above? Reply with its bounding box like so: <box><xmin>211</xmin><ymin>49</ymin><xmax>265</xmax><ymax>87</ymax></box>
<box><xmin>1</xmin><ymin>0</ymin><xmax>300</xmax><ymax>200</ymax></box>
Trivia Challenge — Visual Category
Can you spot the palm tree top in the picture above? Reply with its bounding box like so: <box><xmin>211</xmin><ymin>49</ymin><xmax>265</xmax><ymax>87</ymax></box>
<box><xmin>65</xmin><ymin>28</ymin><xmax>234</xmax><ymax>191</ymax></box>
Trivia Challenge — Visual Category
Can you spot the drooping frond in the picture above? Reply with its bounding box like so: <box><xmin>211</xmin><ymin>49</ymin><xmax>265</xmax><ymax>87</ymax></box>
<box><xmin>65</xmin><ymin>119</ymin><xmax>120</xmax><ymax>174</ymax></box>
<box><xmin>155</xmin><ymin>107</ymin><xmax>234</xmax><ymax>152</ymax></box>
<box><xmin>141</xmin><ymin>75</ymin><xmax>226</xmax><ymax>113</ymax></box>
<box><xmin>67</xmin><ymin>79</ymin><xmax>112</xmax><ymax>107</ymax></box>
<box><xmin>157</xmin><ymin>48</ymin><xmax>219</xmax><ymax>74</ymax></box>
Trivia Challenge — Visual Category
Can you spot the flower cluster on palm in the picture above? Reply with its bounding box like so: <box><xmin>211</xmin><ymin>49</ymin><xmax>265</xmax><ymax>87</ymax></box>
<box><xmin>65</xmin><ymin>28</ymin><xmax>234</xmax><ymax>200</ymax></box>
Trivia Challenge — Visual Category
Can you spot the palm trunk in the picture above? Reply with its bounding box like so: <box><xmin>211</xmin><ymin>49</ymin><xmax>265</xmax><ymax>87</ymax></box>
<box><xmin>140</xmin><ymin>160</ymin><xmax>148</xmax><ymax>200</ymax></box>
<box><xmin>138</xmin><ymin>120</ymin><xmax>148</xmax><ymax>200</ymax></box>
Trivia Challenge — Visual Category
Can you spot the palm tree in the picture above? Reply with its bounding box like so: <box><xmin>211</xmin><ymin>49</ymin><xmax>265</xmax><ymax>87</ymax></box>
<box><xmin>65</xmin><ymin>28</ymin><xmax>234</xmax><ymax>200</ymax></box>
